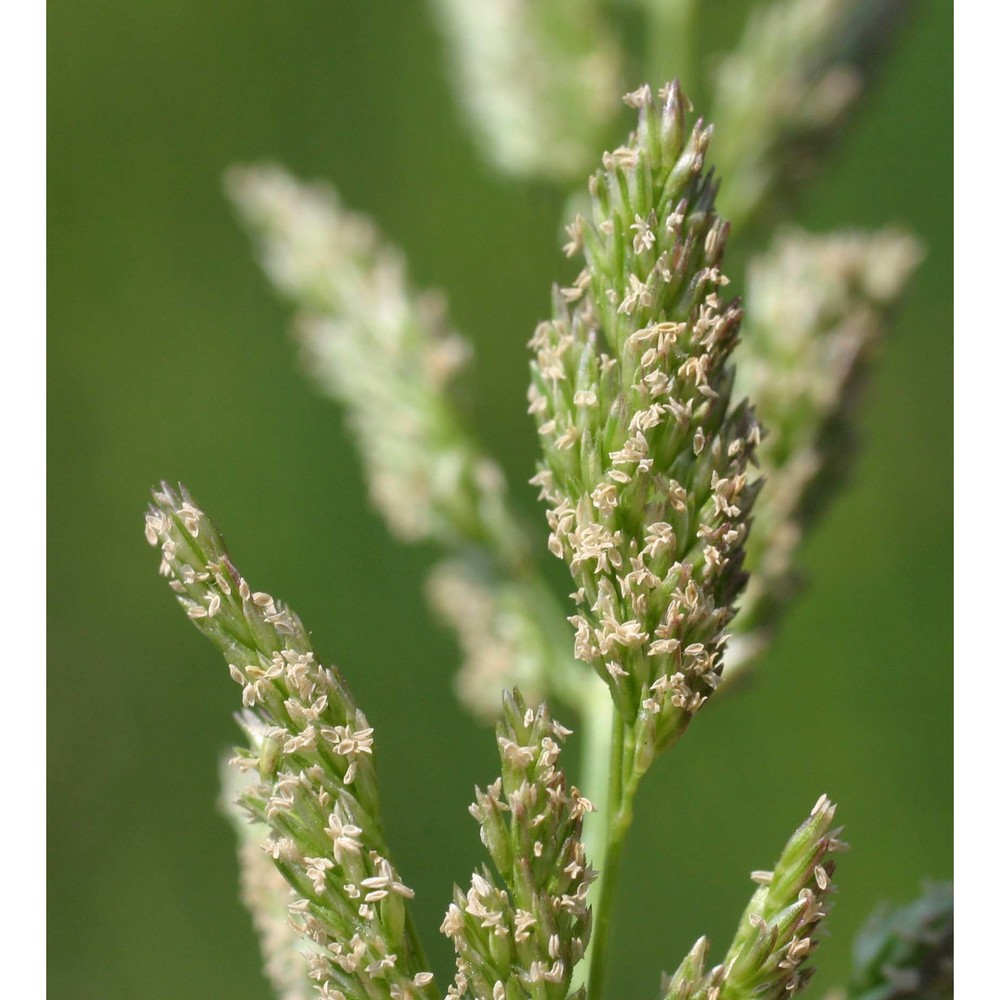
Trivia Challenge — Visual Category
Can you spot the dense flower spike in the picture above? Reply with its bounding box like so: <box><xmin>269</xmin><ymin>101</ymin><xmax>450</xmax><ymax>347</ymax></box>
<box><xmin>431</xmin><ymin>0</ymin><xmax>621</xmax><ymax>181</ymax></box>
<box><xmin>710</xmin><ymin>0</ymin><xmax>907</xmax><ymax>229</ymax></box>
<box><xmin>842</xmin><ymin>883</ymin><xmax>952</xmax><ymax>1000</ymax></box>
<box><xmin>729</xmin><ymin>228</ymin><xmax>921</xmax><ymax>670</ymax></box>
<box><xmin>660</xmin><ymin>796</ymin><xmax>845</xmax><ymax>1000</ymax></box>
<box><xmin>146</xmin><ymin>484</ymin><xmax>437</xmax><ymax>1000</ymax></box>
<box><xmin>442</xmin><ymin>691</ymin><xmax>594</xmax><ymax>1000</ymax></box>
<box><xmin>529</xmin><ymin>81</ymin><xmax>760</xmax><ymax>765</ymax></box>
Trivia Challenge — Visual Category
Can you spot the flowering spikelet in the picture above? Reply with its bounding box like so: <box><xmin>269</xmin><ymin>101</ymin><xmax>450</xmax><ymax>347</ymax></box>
<box><xmin>442</xmin><ymin>690</ymin><xmax>594</xmax><ymax>1000</ymax></box>
<box><xmin>660</xmin><ymin>795</ymin><xmax>845</xmax><ymax>1000</ymax></box>
<box><xmin>729</xmin><ymin>227</ymin><xmax>922</xmax><ymax>669</ymax></box>
<box><xmin>529</xmin><ymin>81</ymin><xmax>760</xmax><ymax>766</ymax></box>
<box><xmin>430</xmin><ymin>0</ymin><xmax>621</xmax><ymax>181</ymax></box>
<box><xmin>227</xmin><ymin>165</ymin><xmax>522</xmax><ymax>560</ymax></box>
<box><xmin>658</xmin><ymin>936</ymin><xmax>724</xmax><ymax>1000</ymax></box>
<box><xmin>720</xmin><ymin>795</ymin><xmax>845</xmax><ymax>997</ymax></box>
<box><xmin>145</xmin><ymin>484</ymin><xmax>436</xmax><ymax>1000</ymax></box>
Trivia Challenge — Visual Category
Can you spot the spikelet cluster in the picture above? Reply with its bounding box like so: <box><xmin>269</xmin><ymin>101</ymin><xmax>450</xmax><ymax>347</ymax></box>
<box><xmin>441</xmin><ymin>691</ymin><xmax>594</xmax><ymax>1000</ymax></box>
<box><xmin>730</xmin><ymin>227</ymin><xmax>921</xmax><ymax>665</ymax></box>
<box><xmin>529</xmin><ymin>82</ymin><xmax>760</xmax><ymax>766</ymax></box>
<box><xmin>227</xmin><ymin>165</ymin><xmax>519</xmax><ymax>558</ymax></box>
<box><xmin>660</xmin><ymin>795</ymin><xmax>845</xmax><ymax>1000</ymax></box>
<box><xmin>145</xmin><ymin>484</ymin><xmax>435</xmax><ymax>1000</ymax></box>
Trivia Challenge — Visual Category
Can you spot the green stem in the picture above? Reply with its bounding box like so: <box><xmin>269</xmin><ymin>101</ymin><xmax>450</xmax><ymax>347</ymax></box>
<box><xmin>573</xmin><ymin>679</ymin><xmax>615</xmax><ymax>994</ymax></box>
<box><xmin>645</xmin><ymin>0</ymin><xmax>701</xmax><ymax>106</ymax></box>
<box><xmin>579</xmin><ymin>675</ymin><xmax>615</xmax><ymax>885</ymax></box>
<box><xmin>577</xmin><ymin>686</ymin><xmax>641</xmax><ymax>1000</ymax></box>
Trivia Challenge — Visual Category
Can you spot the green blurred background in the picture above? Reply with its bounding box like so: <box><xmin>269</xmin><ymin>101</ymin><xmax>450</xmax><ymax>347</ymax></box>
<box><xmin>48</xmin><ymin>2</ymin><xmax>951</xmax><ymax>997</ymax></box>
